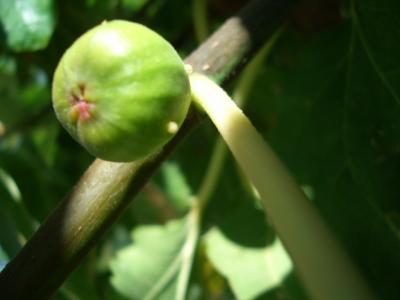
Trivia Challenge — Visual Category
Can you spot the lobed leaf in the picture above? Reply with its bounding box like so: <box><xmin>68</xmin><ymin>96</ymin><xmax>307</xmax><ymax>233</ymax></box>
<box><xmin>110</xmin><ymin>218</ymin><xmax>188</xmax><ymax>299</ymax></box>
<box><xmin>204</xmin><ymin>201</ymin><xmax>300</xmax><ymax>300</ymax></box>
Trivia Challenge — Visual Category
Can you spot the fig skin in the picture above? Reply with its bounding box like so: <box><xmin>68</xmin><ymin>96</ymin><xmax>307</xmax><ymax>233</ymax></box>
<box><xmin>52</xmin><ymin>20</ymin><xmax>191</xmax><ymax>162</ymax></box>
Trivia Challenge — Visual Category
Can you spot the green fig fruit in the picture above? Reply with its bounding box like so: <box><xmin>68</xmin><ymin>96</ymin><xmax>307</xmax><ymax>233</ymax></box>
<box><xmin>52</xmin><ymin>20</ymin><xmax>191</xmax><ymax>162</ymax></box>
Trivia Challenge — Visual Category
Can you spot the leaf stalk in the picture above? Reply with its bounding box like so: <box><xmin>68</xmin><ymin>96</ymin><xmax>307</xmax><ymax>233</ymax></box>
<box><xmin>189</xmin><ymin>72</ymin><xmax>376</xmax><ymax>300</ymax></box>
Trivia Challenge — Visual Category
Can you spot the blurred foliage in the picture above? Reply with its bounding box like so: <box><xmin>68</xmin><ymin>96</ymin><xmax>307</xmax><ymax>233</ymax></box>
<box><xmin>0</xmin><ymin>0</ymin><xmax>55</xmax><ymax>51</ymax></box>
<box><xmin>1</xmin><ymin>0</ymin><xmax>400</xmax><ymax>299</ymax></box>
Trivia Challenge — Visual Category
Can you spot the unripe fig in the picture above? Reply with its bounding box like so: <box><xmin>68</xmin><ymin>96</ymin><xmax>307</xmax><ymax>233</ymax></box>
<box><xmin>52</xmin><ymin>20</ymin><xmax>191</xmax><ymax>162</ymax></box>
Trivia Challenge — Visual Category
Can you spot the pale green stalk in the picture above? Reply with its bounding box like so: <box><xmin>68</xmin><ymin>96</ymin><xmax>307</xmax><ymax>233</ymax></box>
<box><xmin>175</xmin><ymin>205</ymin><xmax>201</xmax><ymax>300</ymax></box>
<box><xmin>174</xmin><ymin>2</ymin><xmax>208</xmax><ymax>298</ymax></box>
<box><xmin>197</xmin><ymin>28</ymin><xmax>284</xmax><ymax>210</ymax></box>
<box><xmin>176</xmin><ymin>30</ymin><xmax>284</xmax><ymax>300</ymax></box>
<box><xmin>175</xmin><ymin>28</ymin><xmax>284</xmax><ymax>300</ymax></box>
<box><xmin>189</xmin><ymin>72</ymin><xmax>376</xmax><ymax>300</ymax></box>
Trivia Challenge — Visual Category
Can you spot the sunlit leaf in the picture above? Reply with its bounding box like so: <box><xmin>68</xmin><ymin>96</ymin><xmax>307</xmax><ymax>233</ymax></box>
<box><xmin>206</xmin><ymin>233</ymin><xmax>293</xmax><ymax>300</ymax></box>
<box><xmin>204</xmin><ymin>201</ymin><xmax>307</xmax><ymax>300</ymax></box>
<box><xmin>110</xmin><ymin>218</ymin><xmax>188</xmax><ymax>299</ymax></box>
<box><xmin>0</xmin><ymin>0</ymin><xmax>55</xmax><ymax>51</ymax></box>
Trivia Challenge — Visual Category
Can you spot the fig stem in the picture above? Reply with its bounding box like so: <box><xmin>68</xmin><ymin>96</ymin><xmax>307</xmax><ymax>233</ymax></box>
<box><xmin>189</xmin><ymin>72</ymin><xmax>376</xmax><ymax>300</ymax></box>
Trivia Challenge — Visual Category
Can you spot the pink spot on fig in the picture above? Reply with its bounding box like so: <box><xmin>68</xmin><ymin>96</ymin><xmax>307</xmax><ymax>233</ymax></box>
<box><xmin>69</xmin><ymin>85</ymin><xmax>94</xmax><ymax>123</ymax></box>
<box><xmin>74</xmin><ymin>100</ymin><xmax>92</xmax><ymax>122</ymax></box>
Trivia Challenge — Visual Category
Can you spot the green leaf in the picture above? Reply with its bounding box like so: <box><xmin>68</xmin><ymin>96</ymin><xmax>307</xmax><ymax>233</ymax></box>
<box><xmin>353</xmin><ymin>0</ymin><xmax>400</xmax><ymax>102</ymax></box>
<box><xmin>0</xmin><ymin>167</ymin><xmax>37</xmax><ymax>256</ymax></box>
<box><xmin>0</xmin><ymin>146</ymin><xmax>55</xmax><ymax>221</ymax></box>
<box><xmin>122</xmin><ymin>0</ymin><xmax>150</xmax><ymax>13</ymax></box>
<box><xmin>206</xmin><ymin>234</ymin><xmax>295</xmax><ymax>300</ymax></box>
<box><xmin>346</xmin><ymin>0</ymin><xmax>400</xmax><ymax>229</ymax></box>
<box><xmin>344</xmin><ymin>33</ymin><xmax>400</xmax><ymax>227</ymax></box>
<box><xmin>250</xmin><ymin>19</ymin><xmax>400</xmax><ymax>300</ymax></box>
<box><xmin>0</xmin><ymin>244</ymin><xmax>8</xmax><ymax>272</ymax></box>
<box><xmin>31</xmin><ymin>122</ymin><xmax>60</xmax><ymax>167</ymax></box>
<box><xmin>0</xmin><ymin>166</ymin><xmax>38</xmax><ymax>237</ymax></box>
<box><xmin>0</xmin><ymin>0</ymin><xmax>55</xmax><ymax>51</ymax></box>
<box><xmin>110</xmin><ymin>218</ymin><xmax>188</xmax><ymax>299</ymax></box>
<box><xmin>145</xmin><ymin>0</ymin><xmax>191</xmax><ymax>41</ymax></box>
<box><xmin>159</xmin><ymin>161</ymin><xmax>193</xmax><ymax>212</ymax></box>
<box><xmin>0</xmin><ymin>195</ymin><xmax>23</xmax><ymax>257</ymax></box>
<box><xmin>204</xmin><ymin>201</ymin><xmax>308</xmax><ymax>300</ymax></box>
<box><xmin>0</xmin><ymin>244</ymin><xmax>8</xmax><ymax>260</ymax></box>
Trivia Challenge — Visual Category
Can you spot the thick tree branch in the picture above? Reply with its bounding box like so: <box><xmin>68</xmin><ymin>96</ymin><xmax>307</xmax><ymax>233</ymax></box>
<box><xmin>0</xmin><ymin>0</ymin><xmax>295</xmax><ymax>298</ymax></box>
